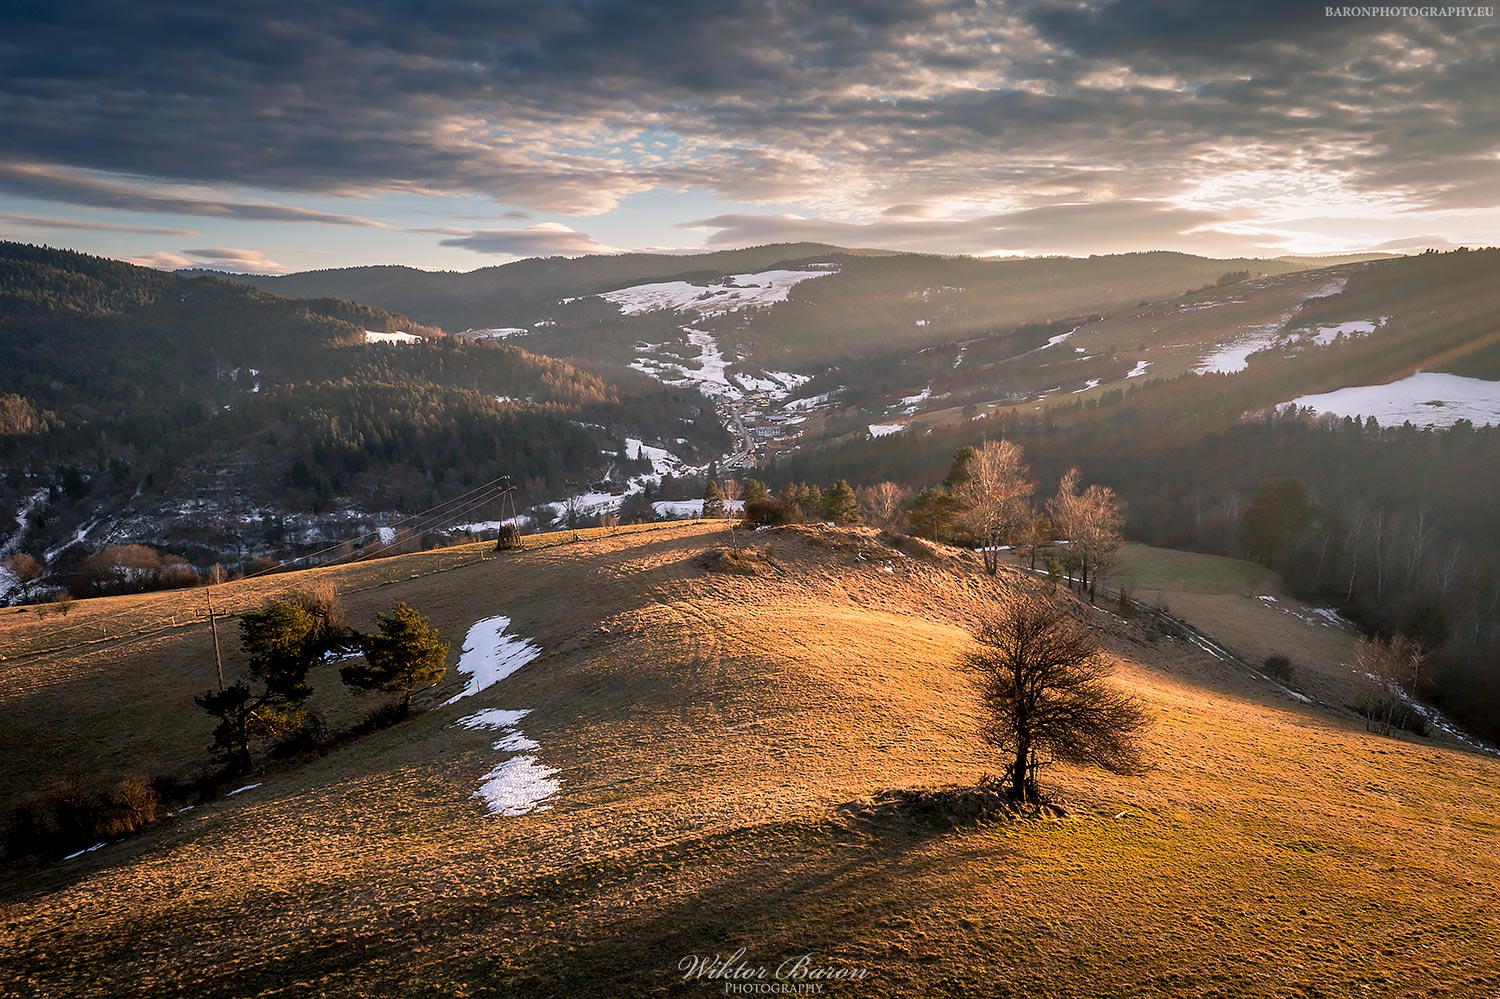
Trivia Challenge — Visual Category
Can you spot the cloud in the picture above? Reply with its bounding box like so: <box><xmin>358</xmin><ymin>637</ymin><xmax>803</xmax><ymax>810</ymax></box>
<box><xmin>0</xmin><ymin>213</ymin><xmax>197</xmax><ymax>236</ymax></box>
<box><xmin>682</xmin><ymin>200</ymin><xmax>1288</xmax><ymax>257</ymax></box>
<box><xmin>126</xmin><ymin>247</ymin><xmax>292</xmax><ymax>274</ymax></box>
<box><xmin>437</xmin><ymin>223</ymin><xmax>619</xmax><ymax>258</ymax></box>
<box><xmin>0</xmin><ymin>162</ymin><xmax>390</xmax><ymax>227</ymax></box>
<box><xmin>0</xmin><ymin>1</ymin><xmax>1493</xmax><ymax>244</ymax></box>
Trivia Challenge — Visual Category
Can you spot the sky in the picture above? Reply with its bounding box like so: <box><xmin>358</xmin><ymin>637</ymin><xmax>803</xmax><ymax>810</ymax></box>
<box><xmin>1</xmin><ymin>1</ymin><xmax>1496</xmax><ymax>273</ymax></box>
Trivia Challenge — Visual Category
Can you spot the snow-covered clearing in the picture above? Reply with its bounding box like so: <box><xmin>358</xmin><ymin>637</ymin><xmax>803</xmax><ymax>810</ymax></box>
<box><xmin>1022</xmin><ymin>324</ymin><xmax>1087</xmax><ymax>356</ymax></box>
<box><xmin>785</xmin><ymin>391</ymin><xmax>836</xmax><ymax>412</ymax></box>
<box><xmin>868</xmin><ymin>423</ymin><xmax>905</xmax><ymax>438</ymax></box>
<box><xmin>1126</xmin><ymin>360</ymin><xmax>1151</xmax><ymax>378</ymax></box>
<box><xmin>626</xmin><ymin>437</ymin><xmax>682</xmax><ymax>475</ymax></box>
<box><xmin>461</xmin><ymin>327</ymin><xmax>529</xmax><ymax>340</ymax></box>
<box><xmin>450</xmin><ymin>515</ymin><xmax>531</xmax><ymax>534</ymax></box>
<box><xmin>441</xmin><ymin>616</ymin><xmax>542</xmax><ymax>706</ymax></box>
<box><xmin>631</xmin><ymin>328</ymin><xmax>734</xmax><ymax>397</ymax></box>
<box><xmin>597</xmin><ymin>269</ymin><xmax>835</xmax><ymax>318</ymax></box>
<box><xmin>363</xmin><ymin>330</ymin><xmax>423</xmax><ymax>344</ymax></box>
<box><xmin>652</xmin><ymin>499</ymin><xmax>744</xmax><ymax>518</ymax></box>
<box><xmin>1290</xmin><ymin>371</ymin><xmax>1500</xmax><ymax>428</ymax></box>
<box><xmin>1300</xmin><ymin>317</ymin><xmax>1386</xmax><ymax>346</ymax></box>
<box><xmin>900</xmin><ymin>387</ymin><xmax>933</xmax><ymax>412</ymax></box>
<box><xmin>1194</xmin><ymin>278</ymin><xmax>1352</xmax><ymax>374</ymax></box>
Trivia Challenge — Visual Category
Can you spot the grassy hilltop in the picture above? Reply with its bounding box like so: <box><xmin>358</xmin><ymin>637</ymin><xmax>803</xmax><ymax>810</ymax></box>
<box><xmin>2</xmin><ymin>523</ymin><xmax>1498</xmax><ymax>997</ymax></box>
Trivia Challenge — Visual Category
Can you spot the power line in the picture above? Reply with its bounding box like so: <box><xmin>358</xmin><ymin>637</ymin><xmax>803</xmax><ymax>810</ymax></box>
<box><xmin>234</xmin><ymin>472</ymin><xmax>518</xmax><ymax>582</ymax></box>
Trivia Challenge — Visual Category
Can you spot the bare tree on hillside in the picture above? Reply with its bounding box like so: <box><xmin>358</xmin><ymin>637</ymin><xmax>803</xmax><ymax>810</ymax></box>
<box><xmin>1355</xmin><ymin>633</ymin><xmax>1428</xmax><ymax>737</ymax></box>
<box><xmin>858</xmin><ymin>481</ymin><xmax>911</xmax><ymax>532</ymax></box>
<box><xmin>1048</xmin><ymin>468</ymin><xmax>1123</xmax><ymax>600</ymax></box>
<box><xmin>952</xmin><ymin>439</ymin><xmax>1035</xmax><ymax>574</ymax></box>
<box><xmin>965</xmin><ymin>596</ymin><xmax>1152</xmax><ymax>802</ymax></box>
<box><xmin>4</xmin><ymin>552</ymin><xmax>44</xmax><ymax>602</ymax></box>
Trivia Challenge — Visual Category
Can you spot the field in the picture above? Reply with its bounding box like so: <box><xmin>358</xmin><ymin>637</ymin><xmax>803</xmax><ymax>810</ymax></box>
<box><xmin>3</xmin><ymin>524</ymin><xmax>1498</xmax><ymax>998</ymax></box>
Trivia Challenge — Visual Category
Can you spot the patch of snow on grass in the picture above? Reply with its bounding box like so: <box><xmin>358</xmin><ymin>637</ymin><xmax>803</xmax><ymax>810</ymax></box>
<box><xmin>441</xmin><ymin>616</ymin><xmax>542</xmax><ymax>706</ymax></box>
<box><xmin>598</xmin><ymin>269</ymin><xmax>835</xmax><ymax>317</ymax></box>
<box><xmin>1073</xmin><ymin>379</ymin><xmax>1101</xmax><ymax>394</ymax></box>
<box><xmin>225</xmin><ymin>783</ymin><xmax>261</xmax><ymax>797</ymax></box>
<box><xmin>625</xmin><ymin>438</ymin><xmax>682</xmax><ymax>475</ymax></box>
<box><xmin>452</xmin><ymin>707</ymin><xmax>560</xmax><ymax>816</ymax></box>
<box><xmin>1304</xmin><ymin>318</ymin><xmax>1384</xmax><ymax>346</ymax></box>
<box><xmin>463</xmin><ymin>327</ymin><xmax>529</xmax><ymax>340</ymax></box>
<box><xmin>364</xmin><ymin>330</ymin><xmax>423</xmax><ymax>344</ymax></box>
<box><xmin>652</xmin><ymin>499</ymin><xmax>744</xmax><ymax>518</ymax></box>
<box><xmin>900</xmin><ymin>387</ymin><xmax>933</xmax><ymax>409</ymax></box>
<box><xmin>868</xmin><ymin>423</ymin><xmax>905</xmax><ymax>437</ymax></box>
<box><xmin>1126</xmin><ymin>360</ymin><xmax>1151</xmax><ymax>378</ymax></box>
<box><xmin>1291</xmin><ymin>371</ymin><xmax>1500</xmax><ymax>428</ymax></box>
<box><xmin>63</xmin><ymin>842</ymin><xmax>108</xmax><ymax>860</ymax></box>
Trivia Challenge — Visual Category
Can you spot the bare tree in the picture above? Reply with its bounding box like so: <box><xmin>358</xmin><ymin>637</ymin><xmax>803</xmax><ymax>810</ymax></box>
<box><xmin>1048</xmin><ymin>469</ymin><xmax>1123</xmax><ymax>598</ymax></box>
<box><xmin>952</xmin><ymin>439</ymin><xmax>1035</xmax><ymax>574</ymax></box>
<box><xmin>4</xmin><ymin>552</ymin><xmax>45</xmax><ymax>602</ymax></box>
<box><xmin>858</xmin><ymin>481</ymin><xmax>911</xmax><ymax>532</ymax></box>
<box><xmin>965</xmin><ymin>596</ymin><xmax>1152</xmax><ymax>802</ymax></box>
<box><xmin>1355</xmin><ymin>633</ymin><xmax>1427</xmax><ymax>737</ymax></box>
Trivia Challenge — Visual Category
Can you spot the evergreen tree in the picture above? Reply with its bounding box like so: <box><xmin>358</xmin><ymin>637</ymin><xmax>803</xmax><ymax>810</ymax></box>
<box><xmin>742</xmin><ymin>478</ymin><xmax>770</xmax><ymax>505</ymax></box>
<box><xmin>822</xmin><ymin>479</ymin><xmax>862</xmax><ymax>524</ymax></box>
<box><xmin>702</xmin><ymin>480</ymin><xmax>727</xmax><ymax>519</ymax></box>
<box><xmin>342</xmin><ymin>602</ymin><xmax>450</xmax><ymax>715</ymax></box>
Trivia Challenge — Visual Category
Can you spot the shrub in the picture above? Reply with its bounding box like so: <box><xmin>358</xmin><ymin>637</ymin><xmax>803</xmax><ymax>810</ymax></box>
<box><xmin>1263</xmin><ymin>655</ymin><xmax>1295</xmax><ymax>683</ymax></box>
<box><xmin>3</xmin><ymin>773</ymin><xmax>161</xmax><ymax>860</ymax></box>
<box><xmin>744</xmin><ymin>498</ymin><xmax>791</xmax><ymax>527</ymax></box>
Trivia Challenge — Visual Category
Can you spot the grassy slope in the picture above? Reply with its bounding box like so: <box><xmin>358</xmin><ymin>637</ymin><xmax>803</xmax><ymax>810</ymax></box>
<box><xmin>2</xmin><ymin>525</ymin><xmax>1499</xmax><ymax>998</ymax></box>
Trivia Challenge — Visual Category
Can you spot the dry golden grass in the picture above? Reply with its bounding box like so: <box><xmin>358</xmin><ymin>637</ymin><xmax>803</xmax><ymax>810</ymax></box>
<box><xmin>3</xmin><ymin>523</ymin><xmax>1498</xmax><ymax>998</ymax></box>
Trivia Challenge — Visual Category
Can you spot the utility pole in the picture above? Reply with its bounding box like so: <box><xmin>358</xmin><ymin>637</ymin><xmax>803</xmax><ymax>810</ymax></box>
<box><xmin>493</xmin><ymin>475</ymin><xmax>521</xmax><ymax>553</ymax></box>
<box><xmin>206</xmin><ymin>587</ymin><xmax>225</xmax><ymax>691</ymax></box>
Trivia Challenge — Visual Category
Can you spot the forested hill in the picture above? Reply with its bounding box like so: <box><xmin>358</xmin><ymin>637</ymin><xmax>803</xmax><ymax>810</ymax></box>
<box><xmin>207</xmin><ymin>245</ymin><xmax>1329</xmax><ymax>350</ymax></box>
<box><xmin>0</xmin><ymin>242</ymin><xmax>725</xmax><ymax>576</ymax></box>
<box><xmin>202</xmin><ymin>242</ymin><xmax>900</xmax><ymax>332</ymax></box>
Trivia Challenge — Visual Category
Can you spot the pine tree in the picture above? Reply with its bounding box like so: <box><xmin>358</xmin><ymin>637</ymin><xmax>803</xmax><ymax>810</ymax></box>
<box><xmin>342</xmin><ymin>602</ymin><xmax>450</xmax><ymax>715</ymax></box>
<box><xmin>742</xmin><ymin>478</ymin><xmax>770</xmax><ymax>505</ymax></box>
<box><xmin>702</xmin><ymin>480</ymin><xmax>727</xmax><ymax>519</ymax></box>
<box><xmin>822</xmin><ymin>479</ymin><xmax>862</xmax><ymax>524</ymax></box>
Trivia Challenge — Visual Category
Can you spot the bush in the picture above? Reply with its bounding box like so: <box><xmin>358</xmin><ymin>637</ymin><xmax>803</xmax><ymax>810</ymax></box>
<box><xmin>1263</xmin><ymin>655</ymin><xmax>1295</xmax><ymax>683</ymax></box>
<box><xmin>3</xmin><ymin>773</ymin><xmax>161</xmax><ymax>860</ymax></box>
<box><xmin>744</xmin><ymin>498</ymin><xmax>792</xmax><ymax>527</ymax></box>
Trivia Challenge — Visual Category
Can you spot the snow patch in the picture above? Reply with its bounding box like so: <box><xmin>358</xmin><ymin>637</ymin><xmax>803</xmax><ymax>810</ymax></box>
<box><xmin>441</xmin><ymin>616</ymin><xmax>543</xmax><ymax>706</ymax></box>
<box><xmin>652</xmin><ymin>499</ymin><xmax>745</xmax><ymax>518</ymax></box>
<box><xmin>1126</xmin><ymin>360</ymin><xmax>1151</xmax><ymax>378</ymax></box>
<box><xmin>452</xmin><ymin>707</ymin><xmax>560</xmax><ymax>816</ymax></box>
<box><xmin>598</xmin><ymin>269</ymin><xmax>835</xmax><ymax>318</ymax></box>
<box><xmin>1290</xmin><ymin>371</ymin><xmax>1500</xmax><ymax>428</ymax></box>
<box><xmin>868</xmin><ymin>423</ymin><xmax>905</xmax><ymax>437</ymax></box>
<box><xmin>363</xmin><ymin>330</ymin><xmax>423</xmax><ymax>345</ymax></box>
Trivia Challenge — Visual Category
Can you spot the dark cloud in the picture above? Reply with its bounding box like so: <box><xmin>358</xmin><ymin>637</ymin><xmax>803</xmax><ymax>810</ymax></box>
<box><xmin>0</xmin><ymin>0</ymin><xmax>1494</xmax><ymax>229</ymax></box>
<box><xmin>0</xmin><ymin>162</ymin><xmax>390</xmax><ymax>227</ymax></box>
